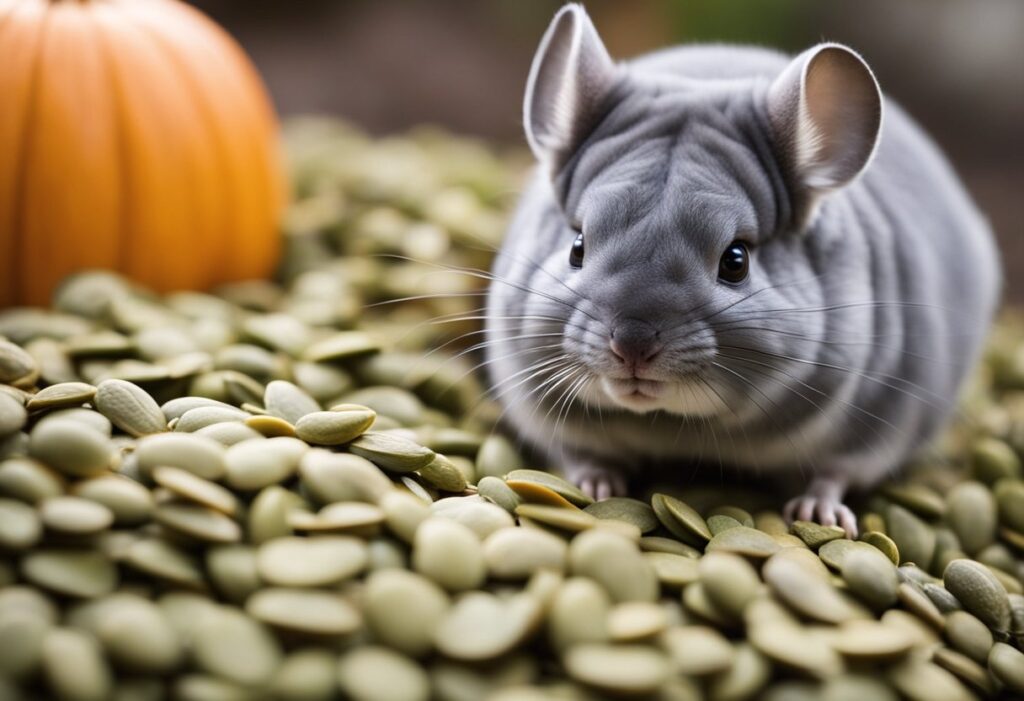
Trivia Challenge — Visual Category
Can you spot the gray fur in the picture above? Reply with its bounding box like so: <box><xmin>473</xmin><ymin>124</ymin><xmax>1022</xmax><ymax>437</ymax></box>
<box><xmin>485</xmin><ymin>5</ymin><xmax>999</xmax><ymax>518</ymax></box>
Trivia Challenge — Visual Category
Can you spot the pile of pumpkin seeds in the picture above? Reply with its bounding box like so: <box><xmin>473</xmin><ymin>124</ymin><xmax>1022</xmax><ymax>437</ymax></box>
<box><xmin>1</xmin><ymin>119</ymin><xmax>1023</xmax><ymax>701</ymax></box>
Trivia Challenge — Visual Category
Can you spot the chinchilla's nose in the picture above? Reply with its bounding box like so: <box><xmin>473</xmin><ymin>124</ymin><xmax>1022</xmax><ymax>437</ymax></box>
<box><xmin>609</xmin><ymin>318</ymin><xmax>663</xmax><ymax>368</ymax></box>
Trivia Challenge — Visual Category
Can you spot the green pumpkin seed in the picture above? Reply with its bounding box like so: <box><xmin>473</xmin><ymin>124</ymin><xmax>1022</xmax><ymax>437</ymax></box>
<box><xmin>303</xmin><ymin>332</ymin><xmax>379</xmax><ymax>362</ymax></box>
<box><xmin>41</xmin><ymin>628</ymin><xmax>112</xmax><ymax>701</ymax></box>
<box><xmin>0</xmin><ymin>458</ymin><xmax>65</xmax><ymax>504</ymax></box>
<box><xmin>832</xmin><ymin>619</ymin><xmax>914</xmax><ymax>661</ymax></box>
<box><xmin>412</xmin><ymin>517</ymin><xmax>485</xmax><ymax>592</ymax></box>
<box><xmin>699</xmin><ymin>551</ymin><xmax>761</xmax><ymax>618</ymax></box>
<box><xmin>270</xmin><ymin>648</ymin><xmax>338</xmax><ymax>701</ymax></box>
<box><xmin>882</xmin><ymin>483</ymin><xmax>947</xmax><ymax>519</ymax></box>
<box><xmin>564</xmin><ymin>643</ymin><xmax>670</xmax><ymax>695</ymax></box>
<box><xmin>584</xmin><ymin>497</ymin><xmax>658</xmax><ymax>533</ymax></box>
<box><xmin>263</xmin><ymin>380</ymin><xmax>320</xmax><ymax>424</ymax></box>
<box><xmin>790</xmin><ymin>520</ymin><xmax>846</xmax><ymax>549</ymax></box>
<box><xmin>349</xmin><ymin>432</ymin><xmax>435</xmax><ymax>473</ymax></box>
<box><xmin>124</xmin><ymin>538</ymin><xmax>205</xmax><ymax>588</ymax></box>
<box><xmin>749</xmin><ymin>623</ymin><xmax>843</xmax><ymax>679</ymax></box>
<box><xmin>29</xmin><ymin>419</ymin><xmax>114</xmax><ymax>477</ymax></box>
<box><xmin>662</xmin><ymin>625</ymin><xmax>734</xmax><ymax>675</ymax></box>
<box><xmin>244</xmin><ymin>414</ymin><xmax>296</xmax><ymax>438</ymax></box>
<box><xmin>514</xmin><ymin>503</ymin><xmax>596</xmax><ymax>533</ymax></box>
<box><xmin>341</xmin><ymin>386</ymin><xmax>425</xmax><ymax>426</ymax></box>
<box><xmin>643</xmin><ymin>552</ymin><xmax>700</xmax><ymax>588</ymax></box>
<box><xmin>764</xmin><ymin>550</ymin><xmax>868</xmax><ymax>624</ymax></box>
<box><xmin>22</xmin><ymin>549</ymin><xmax>118</xmax><ymax>598</ymax></box>
<box><xmin>292</xmin><ymin>361</ymin><xmax>354</xmax><ymax>403</ymax></box>
<box><xmin>861</xmin><ymin>530</ymin><xmax>900</xmax><ymax>565</ymax></box>
<box><xmin>994</xmin><ymin>479</ymin><xmax>1024</xmax><ymax>532</ymax></box>
<box><xmin>38</xmin><ymin>496</ymin><xmax>114</xmax><ymax>534</ymax></box>
<box><xmin>886</xmin><ymin>504</ymin><xmax>936</xmax><ymax>568</ymax></box>
<box><xmin>708</xmin><ymin>643</ymin><xmax>771</xmax><ymax>701</ymax></box>
<box><xmin>380</xmin><ymin>490</ymin><xmax>431</xmax><ymax>543</ymax></box>
<box><xmin>842</xmin><ymin>546</ymin><xmax>899</xmax><ymax>610</ymax></box>
<box><xmin>0</xmin><ymin>498</ymin><xmax>41</xmax><ymax>550</ymax></box>
<box><xmin>0</xmin><ymin>609</ymin><xmax>49</xmax><ymax>680</ymax></box>
<box><xmin>483</xmin><ymin>526</ymin><xmax>567</xmax><ymax>579</ymax></box>
<box><xmin>433</xmin><ymin>591</ymin><xmax>542</xmax><ymax>662</ymax></box>
<box><xmin>154</xmin><ymin>502</ymin><xmax>241</xmax><ymax>543</ymax></box>
<box><xmin>944</xmin><ymin>610</ymin><xmax>993</xmax><ymax>664</ymax></box>
<box><xmin>548</xmin><ymin>577</ymin><xmax>611</xmax><ymax>651</ymax></box>
<box><xmin>988</xmin><ymin>642</ymin><xmax>1024</xmax><ymax>694</ymax></box>
<box><xmin>194</xmin><ymin>421</ymin><xmax>265</xmax><ymax>446</ymax></box>
<box><xmin>651</xmin><ymin>494</ymin><xmax>712</xmax><ymax>546</ymax></box>
<box><xmin>337</xmin><ymin>646</ymin><xmax>429</xmax><ymax>701</ymax></box>
<box><xmin>0</xmin><ymin>392</ymin><xmax>27</xmax><ymax>436</ymax></box>
<box><xmin>300</xmin><ymin>450</ymin><xmax>393</xmax><ymax>505</ymax></box>
<box><xmin>257</xmin><ymin>535</ymin><xmax>367</xmax><ymax>587</ymax></box>
<box><xmin>192</xmin><ymin>607</ymin><xmax>282</xmax><ymax>687</ymax></box>
<box><xmin>897</xmin><ymin>582</ymin><xmax>946</xmax><ymax>630</ymax></box>
<box><xmin>94</xmin><ymin>379</ymin><xmax>167</xmax><ymax>437</ymax></box>
<box><xmin>923</xmin><ymin>582</ymin><xmax>962</xmax><ymax>613</ymax></box>
<box><xmin>477</xmin><ymin>475</ymin><xmax>521</xmax><ymax>513</ymax></box>
<box><xmin>294</xmin><ymin>501</ymin><xmax>385</xmax><ymax>535</ymax></box>
<box><xmin>135</xmin><ymin>433</ymin><xmax>226</xmax><ymax>481</ymax></box>
<box><xmin>638</xmin><ymin>536</ymin><xmax>702</xmax><ymax>558</ymax></box>
<box><xmin>945</xmin><ymin>481</ymin><xmax>997</xmax><ymax>555</ymax></box>
<box><xmin>248</xmin><ymin>486</ymin><xmax>305</xmax><ymax>545</ymax></box>
<box><xmin>705</xmin><ymin>526</ymin><xmax>780</xmax><ymax>558</ymax></box>
<box><xmin>505</xmin><ymin>469</ymin><xmax>592</xmax><ymax>508</ymax></box>
<box><xmin>418</xmin><ymin>453</ymin><xmax>467</xmax><ymax>492</ymax></box>
<box><xmin>247</xmin><ymin>587</ymin><xmax>361</xmax><ymax>636</ymax></box>
<box><xmin>569</xmin><ymin>528</ymin><xmax>657</xmax><ymax>603</ymax></box>
<box><xmin>475</xmin><ymin>435</ymin><xmax>524</xmax><ymax>479</ymax></box>
<box><xmin>174</xmin><ymin>406</ymin><xmax>249</xmax><ymax>433</ymax></box>
<box><xmin>295</xmin><ymin>409</ymin><xmax>375</xmax><ymax>446</ymax></box>
<box><xmin>970</xmin><ymin>437</ymin><xmax>1021</xmax><ymax>483</ymax></box>
<box><xmin>90</xmin><ymin>595</ymin><xmax>183</xmax><ymax>674</ymax></box>
<box><xmin>153</xmin><ymin>466</ymin><xmax>237</xmax><ymax>515</ymax></box>
<box><xmin>364</xmin><ymin>569</ymin><xmax>450</xmax><ymax>657</ymax></box>
<box><xmin>71</xmin><ymin>474</ymin><xmax>153</xmax><ymax>526</ymax></box>
<box><xmin>224</xmin><ymin>436</ymin><xmax>307</xmax><ymax>490</ymax></box>
<box><xmin>942</xmin><ymin>558</ymin><xmax>1011</xmax><ymax>632</ymax></box>
<box><xmin>205</xmin><ymin>545</ymin><xmax>261</xmax><ymax>604</ymax></box>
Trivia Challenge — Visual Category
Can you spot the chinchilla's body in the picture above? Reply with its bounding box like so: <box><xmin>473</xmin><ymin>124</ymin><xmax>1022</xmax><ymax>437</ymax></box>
<box><xmin>484</xmin><ymin>5</ymin><xmax>999</xmax><ymax>532</ymax></box>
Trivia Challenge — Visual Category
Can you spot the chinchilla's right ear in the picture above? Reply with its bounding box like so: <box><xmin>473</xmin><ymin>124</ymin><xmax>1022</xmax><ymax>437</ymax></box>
<box><xmin>524</xmin><ymin>4</ymin><xmax>617</xmax><ymax>174</ymax></box>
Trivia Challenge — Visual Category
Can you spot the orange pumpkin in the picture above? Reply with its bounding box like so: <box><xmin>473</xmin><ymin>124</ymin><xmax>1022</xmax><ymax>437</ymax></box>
<box><xmin>0</xmin><ymin>0</ymin><xmax>286</xmax><ymax>307</ymax></box>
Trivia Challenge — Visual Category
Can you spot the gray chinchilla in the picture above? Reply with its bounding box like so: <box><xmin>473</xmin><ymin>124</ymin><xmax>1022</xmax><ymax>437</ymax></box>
<box><xmin>484</xmin><ymin>4</ymin><xmax>999</xmax><ymax>534</ymax></box>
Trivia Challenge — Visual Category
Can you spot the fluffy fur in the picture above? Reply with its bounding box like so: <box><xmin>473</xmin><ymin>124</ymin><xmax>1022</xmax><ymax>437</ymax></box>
<box><xmin>485</xmin><ymin>5</ymin><xmax>999</xmax><ymax>532</ymax></box>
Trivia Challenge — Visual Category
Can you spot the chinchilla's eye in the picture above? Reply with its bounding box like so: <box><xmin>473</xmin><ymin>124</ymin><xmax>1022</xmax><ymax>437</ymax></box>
<box><xmin>569</xmin><ymin>232</ymin><xmax>585</xmax><ymax>268</ymax></box>
<box><xmin>718</xmin><ymin>241</ymin><xmax>749</xmax><ymax>283</ymax></box>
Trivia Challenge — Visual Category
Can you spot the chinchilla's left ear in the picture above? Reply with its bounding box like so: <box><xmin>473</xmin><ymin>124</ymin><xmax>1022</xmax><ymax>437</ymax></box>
<box><xmin>767</xmin><ymin>43</ymin><xmax>883</xmax><ymax>222</ymax></box>
<box><xmin>524</xmin><ymin>4</ymin><xmax>618</xmax><ymax>173</ymax></box>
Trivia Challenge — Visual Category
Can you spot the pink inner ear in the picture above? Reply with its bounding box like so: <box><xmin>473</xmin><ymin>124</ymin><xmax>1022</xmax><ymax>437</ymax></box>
<box><xmin>801</xmin><ymin>47</ymin><xmax>882</xmax><ymax>188</ymax></box>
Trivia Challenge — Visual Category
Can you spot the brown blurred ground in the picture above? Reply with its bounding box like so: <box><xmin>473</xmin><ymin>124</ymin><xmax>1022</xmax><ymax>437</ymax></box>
<box><xmin>191</xmin><ymin>0</ymin><xmax>1024</xmax><ymax>299</ymax></box>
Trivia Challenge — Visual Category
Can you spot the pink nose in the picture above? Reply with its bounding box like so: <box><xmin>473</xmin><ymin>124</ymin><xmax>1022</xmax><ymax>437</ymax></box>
<box><xmin>609</xmin><ymin>320</ymin><xmax>662</xmax><ymax>367</ymax></box>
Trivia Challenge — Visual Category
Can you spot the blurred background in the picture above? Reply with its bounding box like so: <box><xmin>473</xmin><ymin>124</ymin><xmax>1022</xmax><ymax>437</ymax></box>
<box><xmin>192</xmin><ymin>0</ymin><xmax>1024</xmax><ymax>297</ymax></box>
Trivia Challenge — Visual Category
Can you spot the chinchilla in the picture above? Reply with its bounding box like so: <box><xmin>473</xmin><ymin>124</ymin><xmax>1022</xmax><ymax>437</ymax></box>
<box><xmin>483</xmin><ymin>4</ymin><xmax>1000</xmax><ymax>534</ymax></box>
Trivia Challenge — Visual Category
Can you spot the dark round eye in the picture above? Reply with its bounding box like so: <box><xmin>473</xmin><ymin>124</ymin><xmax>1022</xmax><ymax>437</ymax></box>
<box><xmin>569</xmin><ymin>232</ymin><xmax>585</xmax><ymax>268</ymax></box>
<box><xmin>718</xmin><ymin>241</ymin><xmax>749</xmax><ymax>283</ymax></box>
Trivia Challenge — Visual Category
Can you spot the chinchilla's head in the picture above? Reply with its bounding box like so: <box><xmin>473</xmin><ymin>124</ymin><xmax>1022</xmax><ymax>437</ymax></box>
<box><xmin>507</xmin><ymin>3</ymin><xmax>883</xmax><ymax>416</ymax></box>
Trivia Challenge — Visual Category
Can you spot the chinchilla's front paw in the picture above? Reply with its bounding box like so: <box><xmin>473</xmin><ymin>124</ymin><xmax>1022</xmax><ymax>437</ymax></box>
<box><xmin>562</xmin><ymin>460</ymin><xmax>628</xmax><ymax>501</ymax></box>
<box><xmin>784</xmin><ymin>476</ymin><xmax>857</xmax><ymax>538</ymax></box>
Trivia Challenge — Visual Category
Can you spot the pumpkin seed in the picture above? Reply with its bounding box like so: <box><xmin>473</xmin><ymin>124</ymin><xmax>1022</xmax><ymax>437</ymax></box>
<box><xmin>897</xmin><ymin>582</ymin><xmax>946</xmax><ymax>630</ymax></box>
<box><xmin>988</xmin><ymin>642</ymin><xmax>1024</xmax><ymax>693</ymax></box>
<box><xmin>94</xmin><ymin>379</ymin><xmax>167</xmax><ymax>437</ymax></box>
<box><xmin>944</xmin><ymin>610</ymin><xmax>993</xmax><ymax>664</ymax></box>
<box><xmin>661</xmin><ymin>625</ymin><xmax>734</xmax><ymax>675</ymax></box>
<box><xmin>271</xmin><ymin>648</ymin><xmax>338</xmax><ymax>701</ymax></box>
<box><xmin>475</xmin><ymin>435</ymin><xmax>524</xmax><ymax>479</ymax></box>
<box><xmin>349</xmin><ymin>432</ymin><xmax>435</xmax><ymax>473</ymax></box>
<box><xmin>22</xmin><ymin>549</ymin><xmax>118</xmax><ymax>598</ymax></box>
<box><xmin>832</xmin><ymin>619</ymin><xmax>914</xmax><ymax>660</ymax></box>
<box><xmin>364</xmin><ymin>569</ymin><xmax>449</xmax><ymax>657</ymax></box>
<box><xmin>192</xmin><ymin>607</ymin><xmax>282</xmax><ymax>687</ymax></box>
<box><xmin>790</xmin><ymin>520</ymin><xmax>846</xmax><ymax>549</ymax></box>
<box><xmin>483</xmin><ymin>526</ymin><xmax>567</xmax><ymax>579</ymax></box>
<box><xmin>861</xmin><ymin>530</ymin><xmax>900</xmax><ymax>565</ymax></box>
<box><xmin>923</xmin><ymin>582</ymin><xmax>962</xmax><ymax>613</ymax></box>
<box><xmin>748</xmin><ymin>623</ymin><xmax>843</xmax><ymax>679</ymax></box>
<box><xmin>888</xmin><ymin>658</ymin><xmax>974</xmax><ymax>701</ymax></box>
<box><xmin>505</xmin><ymin>469</ymin><xmax>592</xmax><ymax>507</ymax></box>
<box><xmin>882</xmin><ymin>483</ymin><xmax>947</xmax><ymax>519</ymax></box>
<box><xmin>205</xmin><ymin>545</ymin><xmax>261</xmax><ymax>604</ymax></box>
<box><xmin>584</xmin><ymin>497</ymin><xmax>658</xmax><ymax>533</ymax></box>
<box><xmin>154</xmin><ymin>500</ymin><xmax>241</xmax><ymax>544</ymax></box>
<box><xmin>29</xmin><ymin>418</ymin><xmax>114</xmax><ymax>477</ymax></box>
<box><xmin>71</xmin><ymin>475</ymin><xmax>154</xmax><ymax>525</ymax></box>
<box><xmin>244</xmin><ymin>414</ymin><xmax>297</xmax><ymax>438</ymax></box>
<box><xmin>0</xmin><ymin>458</ymin><xmax>65</xmax><ymax>504</ymax></box>
<box><xmin>0</xmin><ymin>608</ymin><xmax>49</xmax><ymax>680</ymax></box>
<box><xmin>764</xmin><ymin>550</ymin><xmax>868</xmax><ymax>624</ymax></box>
<box><xmin>195</xmin><ymin>421</ymin><xmax>265</xmax><ymax>446</ymax></box>
<box><xmin>0</xmin><ymin>392</ymin><xmax>27</xmax><ymax>436</ymax></box>
<box><xmin>295</xmin><ymin>409</ymin><xmax>375</xmax><ymax>446</ymax></box>
<box><xmin>432</xmin><ymin>495</ymin><xmax>515</xmax><ymax>538</ymax></box>
<box><xmin>644</xmin><ymin>552</ymin><xmax>700</xmax><ymax>588</ymax></box>
<box><xmin>0</xmin><ymin>498</ymin><xmax>42</xmax><ymax>550</ymax></box>
<box><xmin>337</xmin><ymin>646</ymin><xmax>429</xmax><ymax>701</ymax></box>
<box><xmin>945</xmin><ymin>481</ymin><xmax>997</xmax><ymax>555</ymax></box>
<box><xmin>41</xmin><ymin>628</ymin><xmax>113</xmax><ymax>701</ymax></box>
<box><xmin>970</xmin><ymin>437</ymin><xmax>1021</xmax><ymax>483</ymax></box>
<box><xmin>942</xmin><ymin>558</ymin><xmax>1011</xmax><ymax>632</ymax></box>
<box><xmin>412</xmin><ymin>517</ymin><xmax>486</xmax><ymax>591</ymax></box>
<box><xmin>708</xmin><ymin>643</ymin><xmax>771</xmax><ymax>701</ymax></box>
<box><xmin>569</xmin><ymin>528</ymin><xmax>657</xmax><ymax>603</ymax></box>
<box><xmin>515</xmin><ymin>502</ymin><xmax>596</xmax><ymax>533</ymax></box>
<box><xmin>994</xmin><ymin>478</ymin><xmax>1024</xmax><ymax>532</ymax></box>
<box><xmin>37</xmin><ymin>406</ymin><xmax>113</xmax><ymax>436</ymax></box>
<box><xmin>706</xmin><ymin>526</ymin><xmax>780</xmax><ymax>558</ymax></box>
<box><xmin>294</xmin><ymin>501</ymin><xmax>385</xmax><ymax>535</ymax></box>
<box><xmin>886</xmin><ymin>504</ymin><xmax>936</xmax><ymax>568</ymax></box>
<box><xmin>161</xmin><ymin>396</ymin><xmax>236</xmax><ymax>422</ymax></box>
<box><xmin>638</xmin><ymin>536</ymin><xmax>702</xmax><ymax>558</ymax></box>
<box><xmin>548</xmin><ymin>577</ymin><xmax>611</xmax><ymax>651</ymax></box>
<box><xmin>247</xmin><ymin>587</ymin><xmax>361</xmax><ymax>636</ymax></box>
<box><xmin>303</xmin><ymin>332</ymin><xmax>379</xmax><ymax>362</ymax></box>
<box><xmin>38</xmin><ymin>496</ymin><xmax>114</xmax><ymax>534</ymax></box>
<box><xmin>300</xmin><ymin>449</ymin><xmax>393</xmax><ymax>505</ymax></box>
<box><xmin>842</xmin><ymin>546</ymin><xmax>899</xmax><ymax>610</ymax></box>
<box><xmin>224</xmin><ymin>436</ymin><xmax>307</xmax><ymax>490</ymax></box>
<box><xmin>341</xmin><ymin>386</ymin><xmax>425</xmax><ymax>426</ymax></box>
<box><xmin>174</xmin><ymin>406</ymin><xmax>249</xmax><ymax>432</ymax></box>
<box><xmin>477</xmin><ymin>475</ymin><xmax>521</xmax><ymax>512</ymax></box>
<box><xmin>699</xmin><ymin>551</ymin><xmax>761</xmax><ymax>618</ymax></box>
<box><xmin>248</xmin><ymin>486</ymin><xmax>304</xmax><ymax>545</ymax></box>
<box><xmin>564</xmin><ymin>643</ymin><xmax>670</xmax><ymax>695</ymax></box>
<box><xmin>0</xmin><ymin>340</ymin><xmax>38</xmax><ymax>386</ymax></box>
<box><xmin>380</xmin><ymin>490</ymin><xmax>431</xmax><ymax>543</ymax></box>
<box><xmin>124</xmin><ymin>538</ymin><xmax>205</xmax><ymax>588</ymax></box>
<box><xmin>434</xmin><ymin>591</ymin><xmax>542</xmax><ymax>661</ymax></box>
<box><xmin>153</xmin><ymin>466</ymin><xmax>237</xmax><ymax>515</ymax></box>
<box><xmin>257</xmin><ymin>535</ymin><xmax>367</xmax><ymax>587</ymax></box>
<box><xmin>135</xmin><ymin>433</ymin><xmax>226</xmax><ymax>481</ymax></box>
